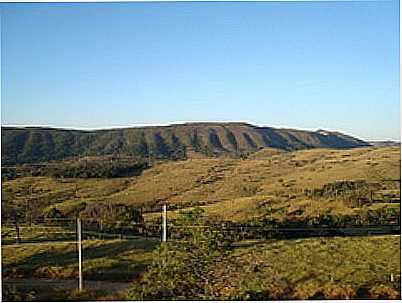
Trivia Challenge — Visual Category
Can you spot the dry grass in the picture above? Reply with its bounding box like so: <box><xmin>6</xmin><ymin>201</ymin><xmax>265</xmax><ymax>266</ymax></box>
<box><xmin>2</xmin><ymin>146</ymin><xmax>400</xmax><ymax>223</ymax></box>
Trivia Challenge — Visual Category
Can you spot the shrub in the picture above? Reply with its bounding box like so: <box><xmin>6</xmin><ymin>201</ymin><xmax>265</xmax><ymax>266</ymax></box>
<box><xmin>293</xmin><ymin>282</ymin><xmax>323</xmax><ymax>299</ymax></box>
<box><xmin>126</xmin><ymin>207</ymin><xmax>233</xmax><ymax>300</ymax></box>
<box><xmin>369</xmin><ymin>284</ymin><xmax>401</xmax><ymax>299</ymax></box>
<box><xmin>2</xmin><ymin>285</ymin><xmax>36</xmax><ymax>302</ymax></box>
<box><xmin>322</xmin><ymin>283</ymin><xmax>357</xmax><ymax>299</ymax></box>
<box><xmin>80</xmin><ymin>202</ymin><xmax>143</xmax><ymax>234</ymax></box>
<box><xmin>44</xmin><ymin>207</ymin><xmax>64</xmax><ymax>219</ymax></box>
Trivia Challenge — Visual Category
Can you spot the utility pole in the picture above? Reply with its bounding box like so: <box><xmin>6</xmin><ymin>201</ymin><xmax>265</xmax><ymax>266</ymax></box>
<box><xmin>162</xmin><ymin>204</ymin><xmax>167</xmax><ymax>242</ymax></box>
<box><xmin>77</xmin><ymin>218</ymin><xmax>83</xmax><ymax>291</ymax></box>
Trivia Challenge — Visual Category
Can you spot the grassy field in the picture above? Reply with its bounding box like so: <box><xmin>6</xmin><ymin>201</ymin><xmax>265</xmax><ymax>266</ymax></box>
<box><xmin>206</xmin><ymin>235</ymin><xmax>401</xmax><ymax>299</ymax></box>
<box><xmin>2</xmin><ymin>236</ymin><xmax>159</xmax><ymax>301</ymax></box>
<box><xmin>125</xmin><ymin>234</ymin><xmax>400</xmax><ymax>300</ymax></box>
<box><xmin>2</xmin><ymin>237</ymin><xmax>159</xmax><ymax>281</ymax></box>
<box><xmin>2</xmin><ymin>146</ymin><xmax>400</xmax><ymax>223</ymax></box>
<box><xmin>3</xmin><ymin>233</ymin><xmax>399</xmax><ymax>300</ymax></box>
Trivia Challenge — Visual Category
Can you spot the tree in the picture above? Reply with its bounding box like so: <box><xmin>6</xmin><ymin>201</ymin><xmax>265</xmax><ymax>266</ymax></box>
<box><xmin>79</xmin><ymin>203</ymin><xmax>143</xmax><ymax>233</ymax></box>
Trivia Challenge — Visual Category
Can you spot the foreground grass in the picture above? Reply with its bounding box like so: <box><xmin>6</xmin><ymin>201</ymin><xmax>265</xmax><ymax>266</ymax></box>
<box><xmin>2</xmin><ymin>238</ymin><xmax>159</xmax><ymax>281</ymax></box>
<box><xmin>2</xmin><ymin>233</ymin><xmax>400</xmax><ymax>300</ymax></box>
<box><xmin>2</xmin><ymin>237</ymin><xmax>159</xmax><ymax>301</ymax></box>
<box><xmin>128</xmin><ymin>235</ymin><xmax>401</xmax><ymax>300</ymax></box>
<box><xmin>210</xmin><ymin>235</ymin><xmax>401</xmax><ymax>299</ymax></box>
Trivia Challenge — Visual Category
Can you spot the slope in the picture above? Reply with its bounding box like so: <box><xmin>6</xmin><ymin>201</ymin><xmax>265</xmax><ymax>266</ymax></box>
<box><xmin>1</xmin><ymin>122</ymin><xmax>369</xmax><ymax>165</ymax></box>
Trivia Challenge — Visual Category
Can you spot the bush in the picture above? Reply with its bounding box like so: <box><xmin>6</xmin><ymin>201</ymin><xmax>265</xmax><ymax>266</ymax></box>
<box><xmin>369</xmin><ymin>284</ymin><xmax>401</xmax><ymax>299</ymax></box>
<box><xmin>80</xmin><ymin>202</ymin><xmax>143</xmax><ymax>234</ymax></box>
<box><xmin>44</xmin><ymin>207</ymin><xmax>64</xmax><ymax>219</ymax></box>
<box><xmin>305</xmin><ymin>180</ymin><xmax>375</xmax><ymax>205</ymax></box>
<box><xmin>127</xmin><ymin>207</ymin><xmax>233</xmax><ymax>300</ymax></box>
<box><xmin>2</xmin><ymin>285</ymin><xmax>36</xmax><ymax>302</ymax></box>
<box><xmin>322</xmin><ymin>283</ymin><xmax>357</xmax><ymax>299</ymax></box>
<box><xmin>293</xmin><ymin>281</ymin><xmax>323</xmax><ymax>299</ymax></box>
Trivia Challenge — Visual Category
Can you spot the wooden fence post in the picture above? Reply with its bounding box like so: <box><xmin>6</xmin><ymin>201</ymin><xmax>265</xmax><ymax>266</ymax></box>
<box><xmin>77</xmin><ymin>218</ymin><xmax>83</xmax><ymax>291</ymax></box>
<box><xmin>162</xmin><ymin>204</ymin><xmax>167</xmax><ymax>242</ymax></box>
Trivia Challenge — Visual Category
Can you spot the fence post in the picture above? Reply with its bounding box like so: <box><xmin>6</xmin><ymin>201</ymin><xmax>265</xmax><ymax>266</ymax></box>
<box><xmin>14</xmin><ymin>218</ymin><xmax>21</xmax><ymax>244</ymax></box>
<box><xmin>162</xmin><ymin>204</ymin><xmax>167</xmax><ymax>242</ymax></box>
<box><xmin>77</xmin><ymin>218</ymin><xmax>83</xmax><ymax>291</ymax></box>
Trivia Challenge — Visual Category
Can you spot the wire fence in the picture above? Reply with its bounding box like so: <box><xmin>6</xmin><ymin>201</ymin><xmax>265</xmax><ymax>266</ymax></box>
<box><xmin>2</xmin><ymin>218</ymin><xmax>400</xmax><ymax>246</ymax></box>
<box><xmin>2</xmin><ymin>213</ymin><xmax>401</xmax><ymax>301</ymax></box>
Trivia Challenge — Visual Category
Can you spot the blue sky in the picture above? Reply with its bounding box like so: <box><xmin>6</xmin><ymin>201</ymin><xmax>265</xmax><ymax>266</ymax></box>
<box><xmin>1</xmin><ymin>1</ymin><xmax>400</xmax><ymax>141</ymax></box>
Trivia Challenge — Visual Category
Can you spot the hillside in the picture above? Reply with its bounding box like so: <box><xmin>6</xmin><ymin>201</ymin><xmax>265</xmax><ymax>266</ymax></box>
<box><xmin>1</xmin><ymin>123</ymin><xmax>369</xmax><ymax>165</ymax></box>
<box><xmin>2</xmin><ymin>146</ymin><xmax>399</xmax><ymax>223</ymax></box>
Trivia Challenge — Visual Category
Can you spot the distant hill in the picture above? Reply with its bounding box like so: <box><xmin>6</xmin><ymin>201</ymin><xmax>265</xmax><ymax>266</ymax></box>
<box><xmin>1</xmin><ymin>122</ymin><xmax>370</xmax><ymax>165</ymax></box>
<box><xmin>368</xmin><ymin>141</ymin><xmax>400</xmax><ymax>147</ymax></box>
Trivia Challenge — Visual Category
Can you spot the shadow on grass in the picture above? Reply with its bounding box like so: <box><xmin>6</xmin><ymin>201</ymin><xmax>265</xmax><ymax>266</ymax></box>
<box><xmin>84</xmin><ymin>259</ymin><xmax>147</xmax><ymax>282</ymax></box>
<box><xmin>2</xmin><ymin>235</ymin><xmax>77</xmax><ymax>246</ymax></box>
<box><xmin>3</xmin><ymin>238</ymin><xmax>159</xmax><ymax>279</ymax></box>
<box><xmin>2</xmin><ymin>282</ymin><xmax>120</xmax><ymax>302</ymax></box>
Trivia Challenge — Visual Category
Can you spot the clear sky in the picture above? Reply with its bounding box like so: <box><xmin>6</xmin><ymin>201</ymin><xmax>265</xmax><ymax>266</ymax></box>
<box><xmin>1</xmin><ymin>1</ymin><xmax>400</xmax><ymax>141</ymax></box>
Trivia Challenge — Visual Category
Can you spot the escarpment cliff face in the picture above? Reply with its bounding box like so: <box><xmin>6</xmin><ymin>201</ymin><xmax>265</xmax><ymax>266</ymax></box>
<box><xmin>1</xmin><ymin>122</ymin><xmax>369</xmax><ymax>165</ymax></box>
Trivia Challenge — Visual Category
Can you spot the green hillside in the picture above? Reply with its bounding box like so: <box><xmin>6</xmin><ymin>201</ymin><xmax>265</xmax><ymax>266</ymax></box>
<box><xmin>1</xmin><ymin>123</ymin><xmax>369</xmax><ymax>165</ymax></box>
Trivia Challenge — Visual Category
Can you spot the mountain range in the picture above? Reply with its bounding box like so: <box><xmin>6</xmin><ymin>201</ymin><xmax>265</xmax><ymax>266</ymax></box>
<box><xmin>368</xmin><ymin>141</ymin><xmax>400</xmax><ymax>147</ymax></box>
<box><xmin>1</xmin><ymin>122</ymin><xmax>371</xmax><ymax>165</ymax></box>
